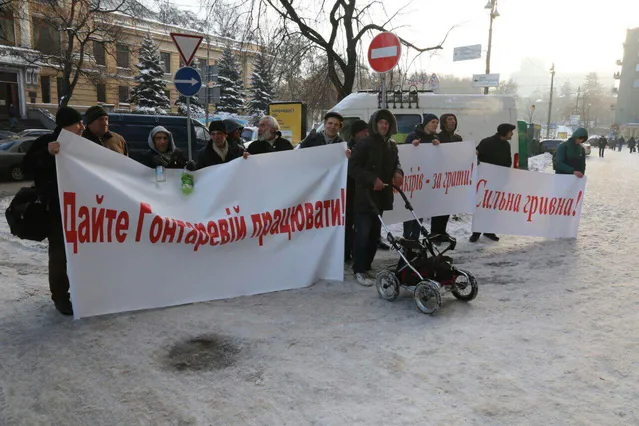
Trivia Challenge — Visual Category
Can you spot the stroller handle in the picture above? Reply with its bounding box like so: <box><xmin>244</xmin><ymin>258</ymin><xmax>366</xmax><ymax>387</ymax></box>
<box><xmin>392</xmin><ymin>184</ymin><xmax>414</xmax><ymax>211</ymax></box>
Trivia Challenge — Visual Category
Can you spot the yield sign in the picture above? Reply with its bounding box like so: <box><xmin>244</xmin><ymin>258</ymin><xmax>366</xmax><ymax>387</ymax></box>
<box><xmin>368</xmin><ymin>32</ymin><xmax>402</xmax><ymax>73</ymax></box>
<box><xmin>170</xmin><ymin>33</ymin><xmax>203</xmax><ymax>66</ymax></box>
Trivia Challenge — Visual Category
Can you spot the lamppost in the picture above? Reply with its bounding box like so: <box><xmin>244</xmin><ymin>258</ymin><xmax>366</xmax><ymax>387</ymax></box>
<box><xmin>484</xmin><ymin>0</ymin><xmax>500</xmax><ymax>95</ymax></box>
<box><xmin>547</xmin><ymin>63</ymin><xmax>555</xmax><ymax>138</ymax></box>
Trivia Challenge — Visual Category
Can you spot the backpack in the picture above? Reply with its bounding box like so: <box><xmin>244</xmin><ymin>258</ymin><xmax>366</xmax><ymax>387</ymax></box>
<box><xmin>5</xmin><ymin>186</ymin><xmax>50</xmax><ymax>242</ymax></box>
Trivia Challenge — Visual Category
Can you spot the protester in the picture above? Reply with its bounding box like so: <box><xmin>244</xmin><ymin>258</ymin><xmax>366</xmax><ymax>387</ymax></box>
<box><xmin>224</xmin><ymin>118</ymin><xmax>245</xmax><ymax>148</ymax></box>
<box><xmin>628</xmin><ymin>137</ymin><xmax>636</xmax><ymax>153</ymax></box>
<box><xmin>349</xmin><ymin>109</ymin><xmax>403</xmax><ymax>286</ymax></box>
<box><xmin>22</xmin><ymin>107</ymin><xmax>86</xmax><ymax>315</ymax></box>
<box><xmin>598</xmin><ymin>136</ymin><xmax>607</xmax><ymax>158</ymax></box>
<box><xmin>246</xmin><ymin>116</ymin><xmax>293</xmax><ymax>155</ymax></box>
<box><xmin>196</xmin><ymin>120</ymin><xmax>245</xmax><ymax>169</ymax></box>
<box><xmin>402</xmin><ymin>114</ymin><xmax>440</xmax><ymax>242</ymax></box>
<box><xmin>344</xmin><ymin>119</ymin><xmax>368</xmax><ymax>262</ymax></box>
<box><xmin>554</xmin><ymin>127</ymin><xmax>587</xmax><ymax>180</ymax></box>
<box><xmin>81</xmin><ymin>106</ymin><xmax>128</xmax><ymax>156</ymax></box>
<box><xmin>299</xmin><ymin>112</ymin><xmax>345</xmax><ymax>148</ymax></box>
<box><xmin>470</xmin><ymin>123</ymin><xmax>515</xmax><ymax>243</ymax></box>
<box><xmin>142</xmin><ymin>126</ymin><xmax>193</xmax><ymax>170</ymax></box>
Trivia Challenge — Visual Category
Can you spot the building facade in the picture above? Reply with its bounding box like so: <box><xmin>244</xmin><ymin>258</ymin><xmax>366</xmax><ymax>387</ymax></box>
<box><xmin>0</xmin><ymin>1</ymin><xmax>258</xmax><ymax>120</ymax></box>
<box><xmin>614</xmin><ymin>27</ymin><xmax>639</xmax><ymax>132</ymax></box>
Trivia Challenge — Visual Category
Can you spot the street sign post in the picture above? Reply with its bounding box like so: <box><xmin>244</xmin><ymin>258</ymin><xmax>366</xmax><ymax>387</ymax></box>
<box><xmin>368</xmin><ymin>32</ymin><xmax>402</xmax><ymax>107</ymax></box>
<box><xmin>453</xmin><ymin>44</ymin><xmax>482</xmax><ymax>62</ymax></box>
<box><xmin>174</xmin><ymin>66</ymin><xmax>202</xmax><ymax>161</ymax></box>
<box><xmin>472</xmin><ymin>73</ymin><xmax>500</xmax><ymax>88</ymax></box>
<box><xmin>170</xmin><ymin>33</ymin><xmax>204</xmax><ymax>66</ymax></box>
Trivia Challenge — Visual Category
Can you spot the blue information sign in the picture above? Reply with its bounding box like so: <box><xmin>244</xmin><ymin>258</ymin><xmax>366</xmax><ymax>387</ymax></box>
<box><xmin>174</xmin><ymin>67</ymin><xmax>202</xmax><ymax>97</ymax></box>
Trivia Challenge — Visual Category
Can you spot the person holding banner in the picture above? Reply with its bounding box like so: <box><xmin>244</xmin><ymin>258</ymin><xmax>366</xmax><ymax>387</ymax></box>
<box><xmin>22</xmin><ymin>107</ymin><xmax>86</xmax><ymax>315</ymax></box>
<box><xmin>554</xmin><ymin>127</ymin><xmax>587</xmax><ymax>178</ymax></box>
<box><xmin>349</xmin><ymin>110</ymin><xmax>403</xmax><ymax>286</ymax></box>
<box><xmin>299</xmin><ymin>112</ymin><xmax>345</xmax><ymax>148</ymax></box>
<box><xmin>196</xmin><ymin>121</ymin><xmax>245</xmax><ymax>168</ymax></box>
<box><xmin>470</xmin><ymin>123</ymin><xmax>515</xmax><ymax>243</ymax></box>
<box><xmin>246</xmin><ymin>116</ymin><xmax>293</xmax><ymax>155</ymax></box>
<box><xmin>81</xmin><ymin>106</ymin><xmax>128</xmax><ymax>156</ymax></box>
<box><xmin>402</xmin><ymin>114</ymin><xmax>441</xmax><ymax>242</ymax></box>
<box><xmin>143</xmin><ymin>126</ymin><xmax>194</xmax><ymax>170</ymax></box>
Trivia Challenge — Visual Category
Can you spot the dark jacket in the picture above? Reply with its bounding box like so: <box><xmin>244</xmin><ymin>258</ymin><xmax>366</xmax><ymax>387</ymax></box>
<box><xmin>142</xmin><ymin>126</ymin><xmax>190</xmax><ymax>169</ymax></box>
<box><xmin>629</xmin><ymin>137</ymin><xmax>636</xmax><ymax>148</ymax></box>
<box><xmin>82</xmin><ymin>128</ymin><xmax>128</xmax><ymax>156</ymax></box>
<box><xmin>597</xmin><ymin>137</ymin><xmax>607</xmax><ymax>148</ymax></box>
<box><xmin>555</xmin><ymin>128</ymin><xmax>587</xmax><ymax>175</ymax></box>
<box><xmin>437</xmin><ymin>113</ymin><xmax>463</xmax><ymax>143</ymax></box>
<box><xmin>22</xmin><ymin>129</ymin><xmax>62</xmax><ymax>215</ymax></box>
<box><xmin>299</xmin><ymin>129</ymin><xmax>344</xmax><ymax>148</ymax></box>
<box><xmin>477</xmin><ymin>134</ymin><xmax>512</xmax><ymax>167</ymax></box>
<box><xmin>246</xmin><ymin>132</ymin><xmax>293</xmax><ymax>155</ymax></box>
<box><xmin>196</xmin><ymin>140</ymin><xmax>244</xmax><ymax>169</ymax></box>
<box><xmin>348</xmin><ymin>109</ymin><xmax>403</xmax><ymax>213</ymax></box>
<box><xmin>404</xmin><ymin>125</ymin><xmax>439</xmax><ymax>145</ymax></box>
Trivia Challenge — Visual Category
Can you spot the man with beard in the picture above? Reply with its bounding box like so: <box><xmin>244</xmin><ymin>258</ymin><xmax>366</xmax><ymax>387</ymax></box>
<box><xmin>246</xmin><ymin>116</ymin><xmax>293</xmax><ymax>155</ymax></box>
<box><xmin>196</xmin><ymin>120</ymin><xmax>245</xmax><ymax>168</ymax></box>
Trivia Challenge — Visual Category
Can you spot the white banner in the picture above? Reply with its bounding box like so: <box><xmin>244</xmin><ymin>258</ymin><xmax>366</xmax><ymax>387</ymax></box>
<box><xmin>471</xmin><ymin>163</ymin><xmax>586</xmax><ymax>238</ymax></box>
<box><xmin>384</xmin><ymin>141</ymin><xmax>477</xmax><ymax>224</ymax></box>
<box><xmin>56</xmin><ymin>131</ymin><xmax>347</xmax><ymax>319</ymax></box>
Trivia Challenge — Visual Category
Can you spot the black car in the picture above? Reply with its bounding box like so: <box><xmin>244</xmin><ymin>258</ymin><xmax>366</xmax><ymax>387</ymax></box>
<box><xmin>106</xmin><ymin>114</ymin><xmax>210</xmax><ymax>163</ymax></box>
<box><xmin>0</xmin><ymin>137</ymin><xmax>37</xmax><ymax>180</ymax></box>
<box><xmin>540</xmin><ymin>139</ymin><xmax>563</xmax><ymax>154</ymax></box>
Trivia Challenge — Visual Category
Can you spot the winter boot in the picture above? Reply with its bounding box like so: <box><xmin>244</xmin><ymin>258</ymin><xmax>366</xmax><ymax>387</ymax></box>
<box><xmin>484</xmin><ymin>233</ymin><xmax>500</xmax><ymax>241</ymax></box>
<box><xmin>469</xmin><ymin>232</ymin><xmax>481</xmax><ymax>243</ymax></box>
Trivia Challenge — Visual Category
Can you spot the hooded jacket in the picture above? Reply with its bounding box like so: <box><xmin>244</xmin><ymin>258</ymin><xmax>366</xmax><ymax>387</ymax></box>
<box><xmin>142</xmin><ymin>126</ymin><xmax>189</xmax><ymax>169</ymax></box>
<box><xmin>196</xmin><ymin>137</ymin><xmax>245</xmax><ymax>169</ymax></box>
<box><xmin>404</xmin><ymin>124</ymin><xmax>439</xmax><ymax>145</ymax></box>
<box><xmin>348</xmin><ymin>109</ymin><xmax>403</xmax><ymax>213</ymax></box>
<box><xmin>555</xmin><ymin>128</ymin><xmax>587</xmax><ymax>175</ymax></box>
<box><xmin>437</xmin><ymin>113</ymin><xmax>463</xmax><ymax>143</ymax></box>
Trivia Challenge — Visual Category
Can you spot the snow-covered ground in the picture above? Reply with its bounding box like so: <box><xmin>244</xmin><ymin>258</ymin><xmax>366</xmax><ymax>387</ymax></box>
<box><xmin>1</xmin><ymin>151</ymin><xmax>638</xmax><ymax>425</ymax></box>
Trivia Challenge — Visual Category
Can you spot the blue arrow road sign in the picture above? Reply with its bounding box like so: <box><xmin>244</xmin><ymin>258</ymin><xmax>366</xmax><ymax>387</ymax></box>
<box><xmin>174</xmin><ymin>67</ymin><xmax>202</xmax><ymax>97</ymax></box>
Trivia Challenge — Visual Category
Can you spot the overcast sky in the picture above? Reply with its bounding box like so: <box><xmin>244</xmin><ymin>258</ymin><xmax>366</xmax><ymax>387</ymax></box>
<box><xmin>171</xmin><ymin>0</ymin><xmax>637</xmax><ymax>82</ymax></box>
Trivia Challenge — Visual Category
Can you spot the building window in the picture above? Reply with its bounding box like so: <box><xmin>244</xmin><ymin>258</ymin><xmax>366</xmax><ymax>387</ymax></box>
<box><xmin>116</xmin><ymin>44</ymin><xmax>129</xmax><ymax>68</ymax></box>
<box><xmin>33</xmin><ymin>18</ymin><xmax>61</xmax><ymax>54</ymax></box>
<box><xmin>97</xmin><ymin>83</ymin><xmax>107</xmax><ymax>102</ymax></box>
<box><xmin>161</xmin><ymin>52</ymin><xmax>171</xmax><ymax>74</ymax></box>
<box><xmin>41</xmin><ymin>76</ymin><xmax>51</xmax><ymax>103</ymax></box>
<box><xmin>56</xmin><ymin>77</ymin><xmax>66</xmax><ymax>103</ymax></box>
<box><xmin>0</xmin><ymin>10</ymin><xmax>16</xmax><ymax>46</ymax></box>
<box><xmin>94</xmin><ymin>41</ymin><xmax>106</xmax><ymax>66</ymax></box>
<box><xmin>118</xmin><ymin>86</ymin><xmax>129</xmax><ymax>103</ymax></box>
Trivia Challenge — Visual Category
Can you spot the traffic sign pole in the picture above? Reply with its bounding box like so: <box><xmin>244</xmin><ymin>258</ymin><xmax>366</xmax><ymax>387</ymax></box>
<box><xmin>186</xmin><ymin>97</ymin><xmax>192</xmax><ymax>161</ymax></box>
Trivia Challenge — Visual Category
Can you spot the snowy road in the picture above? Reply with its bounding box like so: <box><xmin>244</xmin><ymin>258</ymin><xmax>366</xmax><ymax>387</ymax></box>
<box><xmin>0</xmin><ymin>151</ymin><xmax>638</xmax><ymax>425</ymax></box>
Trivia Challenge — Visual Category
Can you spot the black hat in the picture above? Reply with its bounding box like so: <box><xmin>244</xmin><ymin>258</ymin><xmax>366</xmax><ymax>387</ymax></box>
<box><xmin>423</xmin><ymin>113</ymin><xmax>439</xmax><ymax>126</ymax></box>
<box><xmin>497</xmin><ymin>123</ymin><xmax>516</xmax><ymax>136</ymax></box>
<box><xmin>85</xmin><ymin>105</ymin><xmax>108</xmax><ymax>125</ymax></box>
<box><xmin>223</xmin><ymin>118</ymin><xmax>242</xmax><ymax>134</ymax></box>
<box><xmin>350</xmin><ymin>119</ymin><xmax>368</xmax><ymax>136</ymax></box>
<box><xmin>55</xmin><ymin>106</ymin><xmax>83</xmax><ymax>128</ymax></box>
<box><xmin>324</xmin><ymin>111</ymin><xmax>344</xmax><ymax>122</ymax></box>
<box><xmin>209</xmin><ymin>120</ymin><xmax>227</xmax><ymax>134</ymax></box>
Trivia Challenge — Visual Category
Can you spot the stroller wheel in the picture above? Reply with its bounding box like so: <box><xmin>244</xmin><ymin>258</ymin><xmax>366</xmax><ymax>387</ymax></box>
<box><xmin>451</xmin><ymin>269</ymin><xmax>478</xmax><ymax>302</ymax></box>
<box><xmin>376</xmin><ymin>270</ymin><xmax>400</xmax><ymax>301</ymax></box>
<box><xmin>414</xmin><ymin>281</ymin><xmax>441</xmax><ymax>315</ymax></box>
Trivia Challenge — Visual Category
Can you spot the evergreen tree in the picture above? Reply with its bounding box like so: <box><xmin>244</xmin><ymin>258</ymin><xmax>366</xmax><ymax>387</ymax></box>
<box><xmin>248</xmin><ymin>49</ymin><xmax>274</xmax><ymax>120</ymax></box>
<box><xmin>217</xmin><ymin>45</ymin><xmax>245</xmax><ymax>113</ymax></box>
<box><xmin>129</xmin><ymin>34</ymin><xmax>171</xmax><ymax>114</ymax></box>
<box><xmin>175</xmin><ymin>94</ymin><xmax>206</xmax><ymax>118</ymax></box>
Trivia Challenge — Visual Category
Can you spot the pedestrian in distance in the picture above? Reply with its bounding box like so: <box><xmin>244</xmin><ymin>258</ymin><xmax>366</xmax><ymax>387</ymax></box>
<box><xmin>598</xmin><ymin>136</ymin><xmax>607</xmax><ymax>158</ymax></box>
<box><xmin>470</xmin><ymin>123</ymin><xmax>515</xmax><ymax>243</ymax></box>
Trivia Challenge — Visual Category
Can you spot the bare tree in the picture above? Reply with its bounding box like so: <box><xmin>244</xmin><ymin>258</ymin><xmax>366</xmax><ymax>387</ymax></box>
<box><xmin>250</xmin><ymin>0</ymin><xmax>451</xmax><ymax>100</ymax></box>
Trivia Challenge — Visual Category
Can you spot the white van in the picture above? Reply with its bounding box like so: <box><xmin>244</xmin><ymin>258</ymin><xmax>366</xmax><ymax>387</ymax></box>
<box><xmin>324</xmin><ymin>91</ymin><xmax>520</xmax><ymax>167</ymax></box>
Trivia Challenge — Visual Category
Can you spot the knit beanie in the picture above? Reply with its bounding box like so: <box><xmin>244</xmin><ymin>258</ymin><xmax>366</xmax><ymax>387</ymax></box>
<box><xmin>423</xmin><ymin>113</ymin><xmax>439</xmax><ymax>126</ymax></box>
<box><xmin>209</xmin><ymin>120</ymin><xmax>227</xmax><ymax>133</ymax></box>
<box><xmin>350</xmin><ymin>119</ymin><xmax>368</xmax><ymax>136</ymax></box>
<box><xmin>84</xmin><ymin>105</ymin><xmax>108</xmax><ymax>125</ymax></box>
<box><xmin>55</xmin><ymin>106</ymin><xmax>83</xmax><ymax>128</ymax></box>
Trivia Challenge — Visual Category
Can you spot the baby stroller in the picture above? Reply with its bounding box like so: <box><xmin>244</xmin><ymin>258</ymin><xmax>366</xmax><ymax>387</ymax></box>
<box><xmin>372</xmin><ymin>186</ymin><xmax>478</xmax><ymax>315</ymax></box>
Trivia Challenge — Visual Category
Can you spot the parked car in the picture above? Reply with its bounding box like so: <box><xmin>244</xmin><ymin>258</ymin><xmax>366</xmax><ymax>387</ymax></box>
<box><xmin>0</xmin><ymin>130</ymin><xmax>16</xmax><ymax>140</ymax></box>
<box><xmin>106</xmin><ymin>114</ymin><xmax>210</xmax><ymax>163</ymax></box>
<box><xmin>242</xmin><ymin>126</ymin><xmax>258</xmax><ymax>148</ymax></box>
<box><xmin>0</xmin><ymin>128</ymin><xmax>52</xmax><ymax>143</ymax></box>
<box><xmin>0</xmin><ymin>137</ymin><xmax>37</xmax><ymax>181</ymax></box>
<box><xmin>540</xmin><ymin>139</ymin><xmax>563</xmax><ymax>154</ymax></box>
<box><xmin>582</xmin><ymin>142</ymin><xmax>592</xmax><ymax>156</ymax></box>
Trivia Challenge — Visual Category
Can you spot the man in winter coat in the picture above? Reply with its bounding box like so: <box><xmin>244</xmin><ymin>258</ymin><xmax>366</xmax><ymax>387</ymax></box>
<box><xmin>402</xmin><ymin>114</ymin><xmax>441</xmax><ymax>241</ymax></box>
<box><xmin>246</xmin><ymin>116</ymin><xmax>293</xmax><ymax>155</ymax></box>
<box><xmin>344</xmin><ymin>119</ymin><xmax>368</xmax><ymax>262</ymax></box>
<box><xmin>22</xmin><ymin>107</ymin><xmax>86</xmax><ymax>315</ymax></box>
<box><xmin>196</xmin><ymin>120</ymin><xmax>245</xmax><ymax>169</ymax></box>
<box><xmin>554</xmin><ymin>127</ymin><xmax>587</xmax><ymax>179</ymax></box>
<box><xmin>142</xmin><ymin>126</ymin><xmax>194</xmax><ymax>170</ymax></box>
<box><xmin>617</xmin><ymin>136</ymin><xmax>624</xmax><ymax>151</ymax></box>
<box><xmin>349</xmin><ymin>109</ymin><xmax>404</xmax><ymax>286</ymax></box>
<box><xmin>598</xmin><ymin>136</ymin><xmax>607</xmax><ymax>158</ymax></box>
<box><xmin>81</xmin><ymin>105</ymin><xmax>128</xmax><ymax>156</ymax></box>
<box><xmin>437</xmin><ymin>113</ymin><xmax>463</xmax><ymax>143</ymax></box>
<box><xmin>628</xmin><ymin>137</ymin><xmax>636</xmax><ymax>153</ymax></box>
<box><xmin>299</xmin><ymin>112</ymin><xmax>345</xmax><ymax>148</ymax></box>
<box><xmin>224</xmin><ymin>118</ymin><xmax>246</xmax><ymax>148</ymax></box>
<box><xmin>470</xmin><ymin>123</ymin><xmax>515</xmax><ymax>243</ymax></box>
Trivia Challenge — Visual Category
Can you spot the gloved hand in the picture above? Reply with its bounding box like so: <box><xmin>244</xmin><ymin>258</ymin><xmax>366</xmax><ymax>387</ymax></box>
<box><xmin>154</xmin><ymin>155</ymin><xmax>170</xmax><ymax>167</ymax></box>
<box><xmin>185</xmin><ymin>160</ymin><xmax>197</xmax><ymax>171</ymax></box>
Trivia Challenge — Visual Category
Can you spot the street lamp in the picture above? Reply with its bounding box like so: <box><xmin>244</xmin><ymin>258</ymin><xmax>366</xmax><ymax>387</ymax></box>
<box><xmin>547</xmin><ymin>63</ymin><xmax>556</xmax><ymax>138</ymax></box>
<box><xmin>484</xmin><ymin>0</ymin><xmax>499</xmax><ymax>95</ymax></box>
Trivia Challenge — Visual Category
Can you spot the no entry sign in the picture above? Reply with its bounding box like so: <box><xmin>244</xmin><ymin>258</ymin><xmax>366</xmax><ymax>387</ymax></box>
<box><xmin>368</xmin><ymin>32</ymin><xmax>402</xmax><ymax>73</ymax></box>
